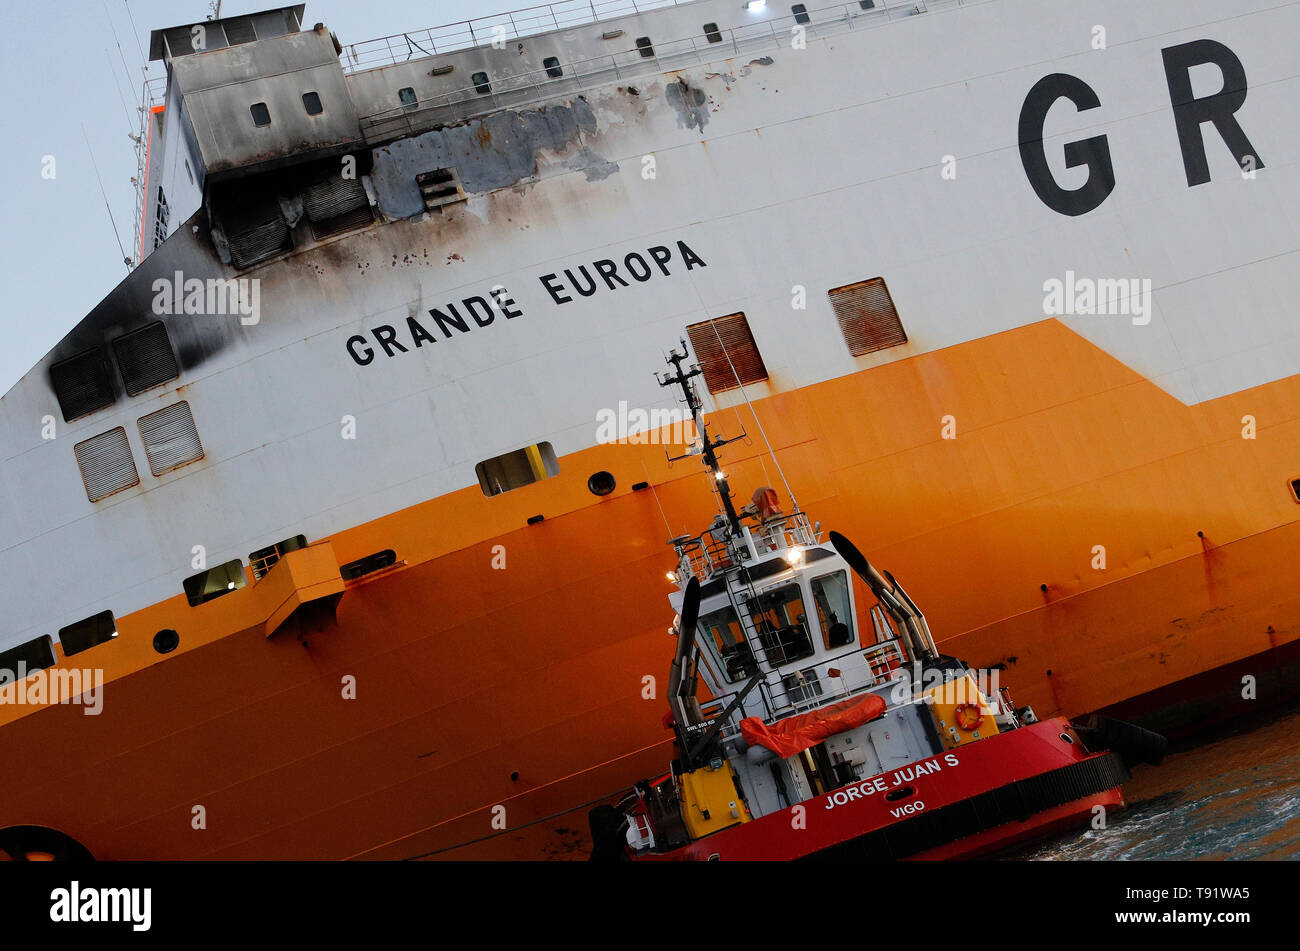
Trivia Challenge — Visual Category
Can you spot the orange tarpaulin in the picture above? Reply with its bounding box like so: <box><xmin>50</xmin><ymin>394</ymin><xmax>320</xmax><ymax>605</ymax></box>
<box><xmin>740</xmin><ymin>694</ymin><xmax>888</xmax><ymax>758</ymax></box>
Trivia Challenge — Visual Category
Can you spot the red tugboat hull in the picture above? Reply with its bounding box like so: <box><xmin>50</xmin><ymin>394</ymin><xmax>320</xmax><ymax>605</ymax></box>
<box><xmin>632</xmin><ymin>718</ymin><xmax>1127</xmax><ymax>861</ymax></box>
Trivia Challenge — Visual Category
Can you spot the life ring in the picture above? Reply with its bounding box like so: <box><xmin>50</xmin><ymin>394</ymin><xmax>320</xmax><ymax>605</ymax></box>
<box><xmin>954</xmin><ymin>703</ymin><xmax>983</xmax><ymax>732</ymax></box>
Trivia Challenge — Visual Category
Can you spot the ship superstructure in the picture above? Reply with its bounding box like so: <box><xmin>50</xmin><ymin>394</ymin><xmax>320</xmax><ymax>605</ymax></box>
<box><xmin>1</xmin><ymin>0</ymin><xmax>1298</xmax><ymax>859</ymax></box>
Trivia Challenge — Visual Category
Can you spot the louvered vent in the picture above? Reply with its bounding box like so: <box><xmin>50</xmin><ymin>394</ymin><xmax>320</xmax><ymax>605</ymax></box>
<box><xmin>417</xmin><ymin>168</ymin><xmax>465</xmax><ymax>212</ymax></box>
<box><xmin>138</xmin><ymin>401</ymin><xmax>203</xmax><ymax>476</ymax></box>
<box><xmin>75</xmin><ymin>428</ymin><xmax>139</xmax><ymax>502</ymax></box>
<box><xmin>215</xmin><ymin>181</ymin><xmax>291</xmax><ymax>270</ymax></box>
<box><xmin>112</xmin><ymin>322</ymin><xmax>178</xmax><ymax>396</ymax></box>
<box><xmin>302</xmin><ymin>174</ymin><xmax>372</xmax><ymax>240</ymax></box>
<box><xmin>828</xmin><ymin>278</ymin><xmax>907</xmax><ymax>356</ymax></box>
<box><xmin>51</xmin><ymin>348</ymin><xmax>115</xmax><ymax>421</ymax></box>
<box><xmin>685</xmin><ymin>313</ymin><xmax>769</xmax><ymax>393</ymax></box>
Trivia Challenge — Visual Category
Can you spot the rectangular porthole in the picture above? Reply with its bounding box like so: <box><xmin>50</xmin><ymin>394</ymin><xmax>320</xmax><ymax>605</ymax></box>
<box><xmin>249</xmin><ymin>534</ymin><xmax>308</xmax><ymax>580</ymax></box>
<box><xmin>635</xmin><ymin>37</ymin><xmax>655</xmax><ymax>58</ymax></box>
<box><xmin>75</xmin><ymin>428</ymin><xmax>140</xmax><ymax>502</ymax></box>
<box><xmin>704</xmin><ymin>23</ymin><xmax>723</xmax><ymax>42</ymax></box>
<box><xmin>341</xmin><ymin>550</ymin><xmax>397</xmax><ymax>581</ymax></box>
<box><xmin>792</xmin><ymin>4</ymin><xmax>811</xmax><ymax>24</ymax></box>
<box><xmin>0</xmin><ymin>635</ymin><xmax>56</xmax><ymax>679</ymax></box>
<box><xmin>472</xmin><ymin>72</ymin><xmax>491</xmax><ymax>94</ymax></box>
<box><xmin>250</xmin><ymin>102</ymin><xmax>271</xmax><ymax>126</ymax></box>
<box><xmin>138</xmin><ymin>401</ymin><xmax>203</xmax><ymax>476</ymax></box>
<box><xmin>476</xmin><ymin>442</ymin><xmax>559</xmax><ymax>496</ymax></box>
<box><xmin>828</xmin><ymin>277</ymin><xmax>907</xmax><ymax>357</ymax></box>
<box><xmin>184</xmin><ymin>559</ymin><xmax>247</xmax><ymax>606</ymax></box>
<box><xmin>543</xmin><ymin>56</ymin><xmax>563</xmax><ymax>78</ymax></box>
<box><xmin>112</xmin><ymin>321</ymin><xmax>179</xmax><ymax>396</ymax></box>
<box><xmin>686</xmin><ymin>313</ymin><xmax>769</xmax><ymax>393</ymax></box>
<box><xmin>398</xmin><ymin>86</ymin><xmax>417</xmax><ymax>109</ymax></box>
<box><xmin>302</xmin><ymin>91</ymin><xmax>323</xmax><ymax>115</ymax></box>
<box><xmin>1290</xmin><ymin>478</ymin><xmax>1300</xmax><ymax>503</ymax></box>
<box><xmin>51</xmin><ymin>348</ymin><xmax>115</xmax><ymax>421</ymax></box>
<box><xmin>58</xmin><ymin>610</ymin><xmax>117</xmax><ymax>657</ymax></box>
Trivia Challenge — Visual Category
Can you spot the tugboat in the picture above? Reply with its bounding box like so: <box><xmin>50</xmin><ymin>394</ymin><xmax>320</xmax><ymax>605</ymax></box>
<box><xmin>590</xmin><ymin>343</ymin><xmax>1165</xmax><ymax>861</ymax></box>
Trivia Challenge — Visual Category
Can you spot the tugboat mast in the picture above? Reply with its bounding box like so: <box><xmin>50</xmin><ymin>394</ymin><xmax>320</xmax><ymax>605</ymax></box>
<box><xmin>657</xmin><ymin>340</ymin><xmax>744</xmax><ymax>537</ymax></box>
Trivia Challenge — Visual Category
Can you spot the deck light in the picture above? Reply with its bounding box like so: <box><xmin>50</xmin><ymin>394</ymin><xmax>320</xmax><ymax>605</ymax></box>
<box><xmin>785</xmin><ymin>547</ymin><xmax>804</xmax><ymax>566</ymax></box>
<box><xmin>667</xmin><ymin>571</ymin><xmax>677</xmax><ymax>582</ymax></box>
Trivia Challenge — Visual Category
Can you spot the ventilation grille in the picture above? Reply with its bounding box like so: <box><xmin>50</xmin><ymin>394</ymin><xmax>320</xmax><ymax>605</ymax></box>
<box><xmin>215</xmin><ymin>181</ymin><xmax>291</xmax><ymax>270</ymax></box>
<box><xmin>138</xmin><ymin>402</ymin><xmax>203</xmax><ymax>476</ymax></box>
<box><xmin>417</xmin><ymin>168</ymin><xmax>465</xmax><ymax>212</ymax></box>
<box><xmin>75</xmin><ymin>428</ymin><xmax>139</xmax><ymax>502</ymax></box>
<box><xmin>51</xmin><ymin>349</ymin><xmax>115</xmax><ymax>422</ymax></box>
<box><xmin>829</xmin><ymin>278</ymin><xmax>907</xmax><ymax>357</ymax></box>
<box><xmin>302</xmin><ymin>174</ymin><xmax>372</xmax><ymax>240</ymax></box>
<box><xmin>227</xmin><ymin>217</ymin><xmax>291</xmax><ymax>269</ymax></box>
<box><xmin>686</xmin><ymin>313</ymin><xmax>769</xmax><ymax>393</ymax></box>
<box><xmin>112</xmin><ymin>322</ymin><xmax>178</xmax><ymax>396</ymax></box>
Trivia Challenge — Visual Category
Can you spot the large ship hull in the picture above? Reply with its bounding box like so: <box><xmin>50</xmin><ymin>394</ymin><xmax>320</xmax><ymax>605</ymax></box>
<box><xmin>2</xmin><ymin>0</ymin><xmax>1299</xmax><ymax>859</ymax></box>
<box><xmin>3</xmin><ymin>317</ymin><xmax>1298</xmax><ymax>858</ymax></box>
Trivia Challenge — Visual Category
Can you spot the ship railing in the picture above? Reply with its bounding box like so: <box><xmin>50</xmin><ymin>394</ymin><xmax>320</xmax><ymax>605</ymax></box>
<box><xmin>761</xmin><ymin>637</ymin><xmax>908</xmax><ymax>717</ymax></box>
<box><xmin>672</xmin><ymin>509</ymin><xmax>819</xmax><ymax>585</ymax></box>
<box><xmin>344</xmin><ymin>0</ymin><xmax>690</xmax><ymax>71</ymax></box>
<box><xmin>351</xmin><ymin>1</ymin><xmax>982</xmax><ymax>140</ymax></box>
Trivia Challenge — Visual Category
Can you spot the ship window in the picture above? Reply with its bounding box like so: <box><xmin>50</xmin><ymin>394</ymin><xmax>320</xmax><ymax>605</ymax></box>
<box><xmin>137</xmin><ymin>401</ymin><xmax>203</xmax><ymax>476</ymax></box>
<box><xmin>811</xmin><ymin>571</ymin><xmax>855</xmax><ymax>649</ymax></box>
<box><xmin>74</xmin><ymin>427</ymin><xmax>139</xmax><ymax>502</ymax></box>
<box><xmin>249</xmin><ymin>534</ymin><xmax>308</xmax><ymax>580</ymax></box>
<box><xmin>859</xmin><ymin>0</ymin><xmax>875</xmax><ymax>8</ymax></box>
<box><xmin>543</xmin><ymin>56</ymin><xmax>563</xmax><ymax>78</ymax></box>
<box><xmin>703</xmin><ymin>23</ymin><xmax>722</xmax><ymax>43</ymax></box>
<box><xmin>398</xmin><ymin>86</ymin><xmax>418</xmax><ymax>108</ymax></box>
<box><xmin>51</xmin><ymin>348</ymin><xmax>115</xmax><ymax>421</ymax></box>
<box><xmin>417</xmin><ymin>167</ymin><xmax>466</xmax><ymax>211</ymax></box>
<box><xmin>635</xmin><ymin>37</ymin><xmax>655</xmax><ymax>58</ymax></box>
<box><xmin>1290</xmin><ymin>479</ymin><xmax>1300</xmax><ymax>503</ymax></box>
<box><xmin>58</xmin><ymin>610</ymin><xmax>117</xmax><ymax>657</ymax></box>
<box><xmin>223</xmin><ymin>16</ymin><xmax>257</xmax><ymax>46</ymax></box>
<box><xmin>792</xmin><ymin>4</ymin><xmax>811</xmax><ymax>24</ymax></box>
<box><xmin>341</xmin><ymin>549</ymin><xmax>397</xmax><ymax>581</ymax></box>
<box><xmin>699</xmin><ymin>604</ymin><xmax>756</xmax><ymax>684</ymax></box>
<box><xmin>302</xmin><ymin>91</ymin><xmax>323</xmax><ymax>115</ymax></box>
<box><xmin>587</xmin><ymin>471</ymin><xmax>616</xmax><ymax>496</ymax></box>
<box><xmin>472</xmin><ymin>72</ymin><xmax>491</xmax><ymax>95</ymax></box>
<box><xmin>750</xmin><ymin>584</ymin><xmax>815</xmax><ymax>667</ymax></box>
<box><xmin>112</xmin><ymin>321</ymin><xmax>179</xmax><ymax>396</ymax></box>
<box><xmin>0</xmin><ymin>635</ymin><xmax>56</xmax><ymax>679</ymax></box>
<box><xmin>685</xmin><ymin>313</ymin><xmax>769</xmax><ymax>394</ymax></box>
<box><xmin>250</xmin><ymin>102</ymin><xmax>272</xmax><ymax>126</ymax></box>
<box><xmin>184</xmin><ymin>559</ymin><xmax>247</xmax><ymax>606</ymax></box>
<box><xmin>829</xmin><ymin>277</ymin><xmax>907</xmax><ymax>357</ymax></box>
<box><xmin>476</xmin><ymin>442</ymin><xmax>559</xmax><ymax>496</ymax></box>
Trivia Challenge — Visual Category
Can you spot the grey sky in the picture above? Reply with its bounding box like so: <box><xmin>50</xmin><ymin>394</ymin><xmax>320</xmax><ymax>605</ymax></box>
<box><xmin>0</xmin><ymin>0</ymin><xmax>489</xmax><ymax>396</ymax></box>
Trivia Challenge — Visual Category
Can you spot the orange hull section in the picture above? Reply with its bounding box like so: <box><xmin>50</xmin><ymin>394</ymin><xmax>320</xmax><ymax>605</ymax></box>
<box><xmin>3</xmin><ymin>319</ymin><xmax>1298</xmax><ymax>859</ymax></box>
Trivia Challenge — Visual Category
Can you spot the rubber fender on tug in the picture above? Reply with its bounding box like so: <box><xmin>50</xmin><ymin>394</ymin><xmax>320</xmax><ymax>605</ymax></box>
<box><xmin>1080</xmin><ymin>715</ymin><xmax>1168</xmax><ymax>767</ymax></box>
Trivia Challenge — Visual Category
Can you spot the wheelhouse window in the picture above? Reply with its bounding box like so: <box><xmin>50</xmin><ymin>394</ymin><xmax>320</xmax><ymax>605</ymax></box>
<box><xmin>749</xmin><ymin>583</ymin><xmax>814</xmax><ymax>667</ymax></box>
<box><xmin>811</xmin><ymin>571</ymin><xmax>854</xmax><ymax>648</ymax></box>
<box><xmin>475</xmin><ymin>442</ymin><xmax>559</xmax><ymax>496</ymax></box>
<box><xmin>698</xmin><ymin>603</ymin><xmax>756</xmax><ymax>684</ymax></box>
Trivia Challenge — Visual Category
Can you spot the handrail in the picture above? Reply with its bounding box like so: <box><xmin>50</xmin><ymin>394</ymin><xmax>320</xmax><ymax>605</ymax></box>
<box><xmin>343</xmin><ymin>0</ymin><xmax>692</xmax><ymax>72</ymax></box>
